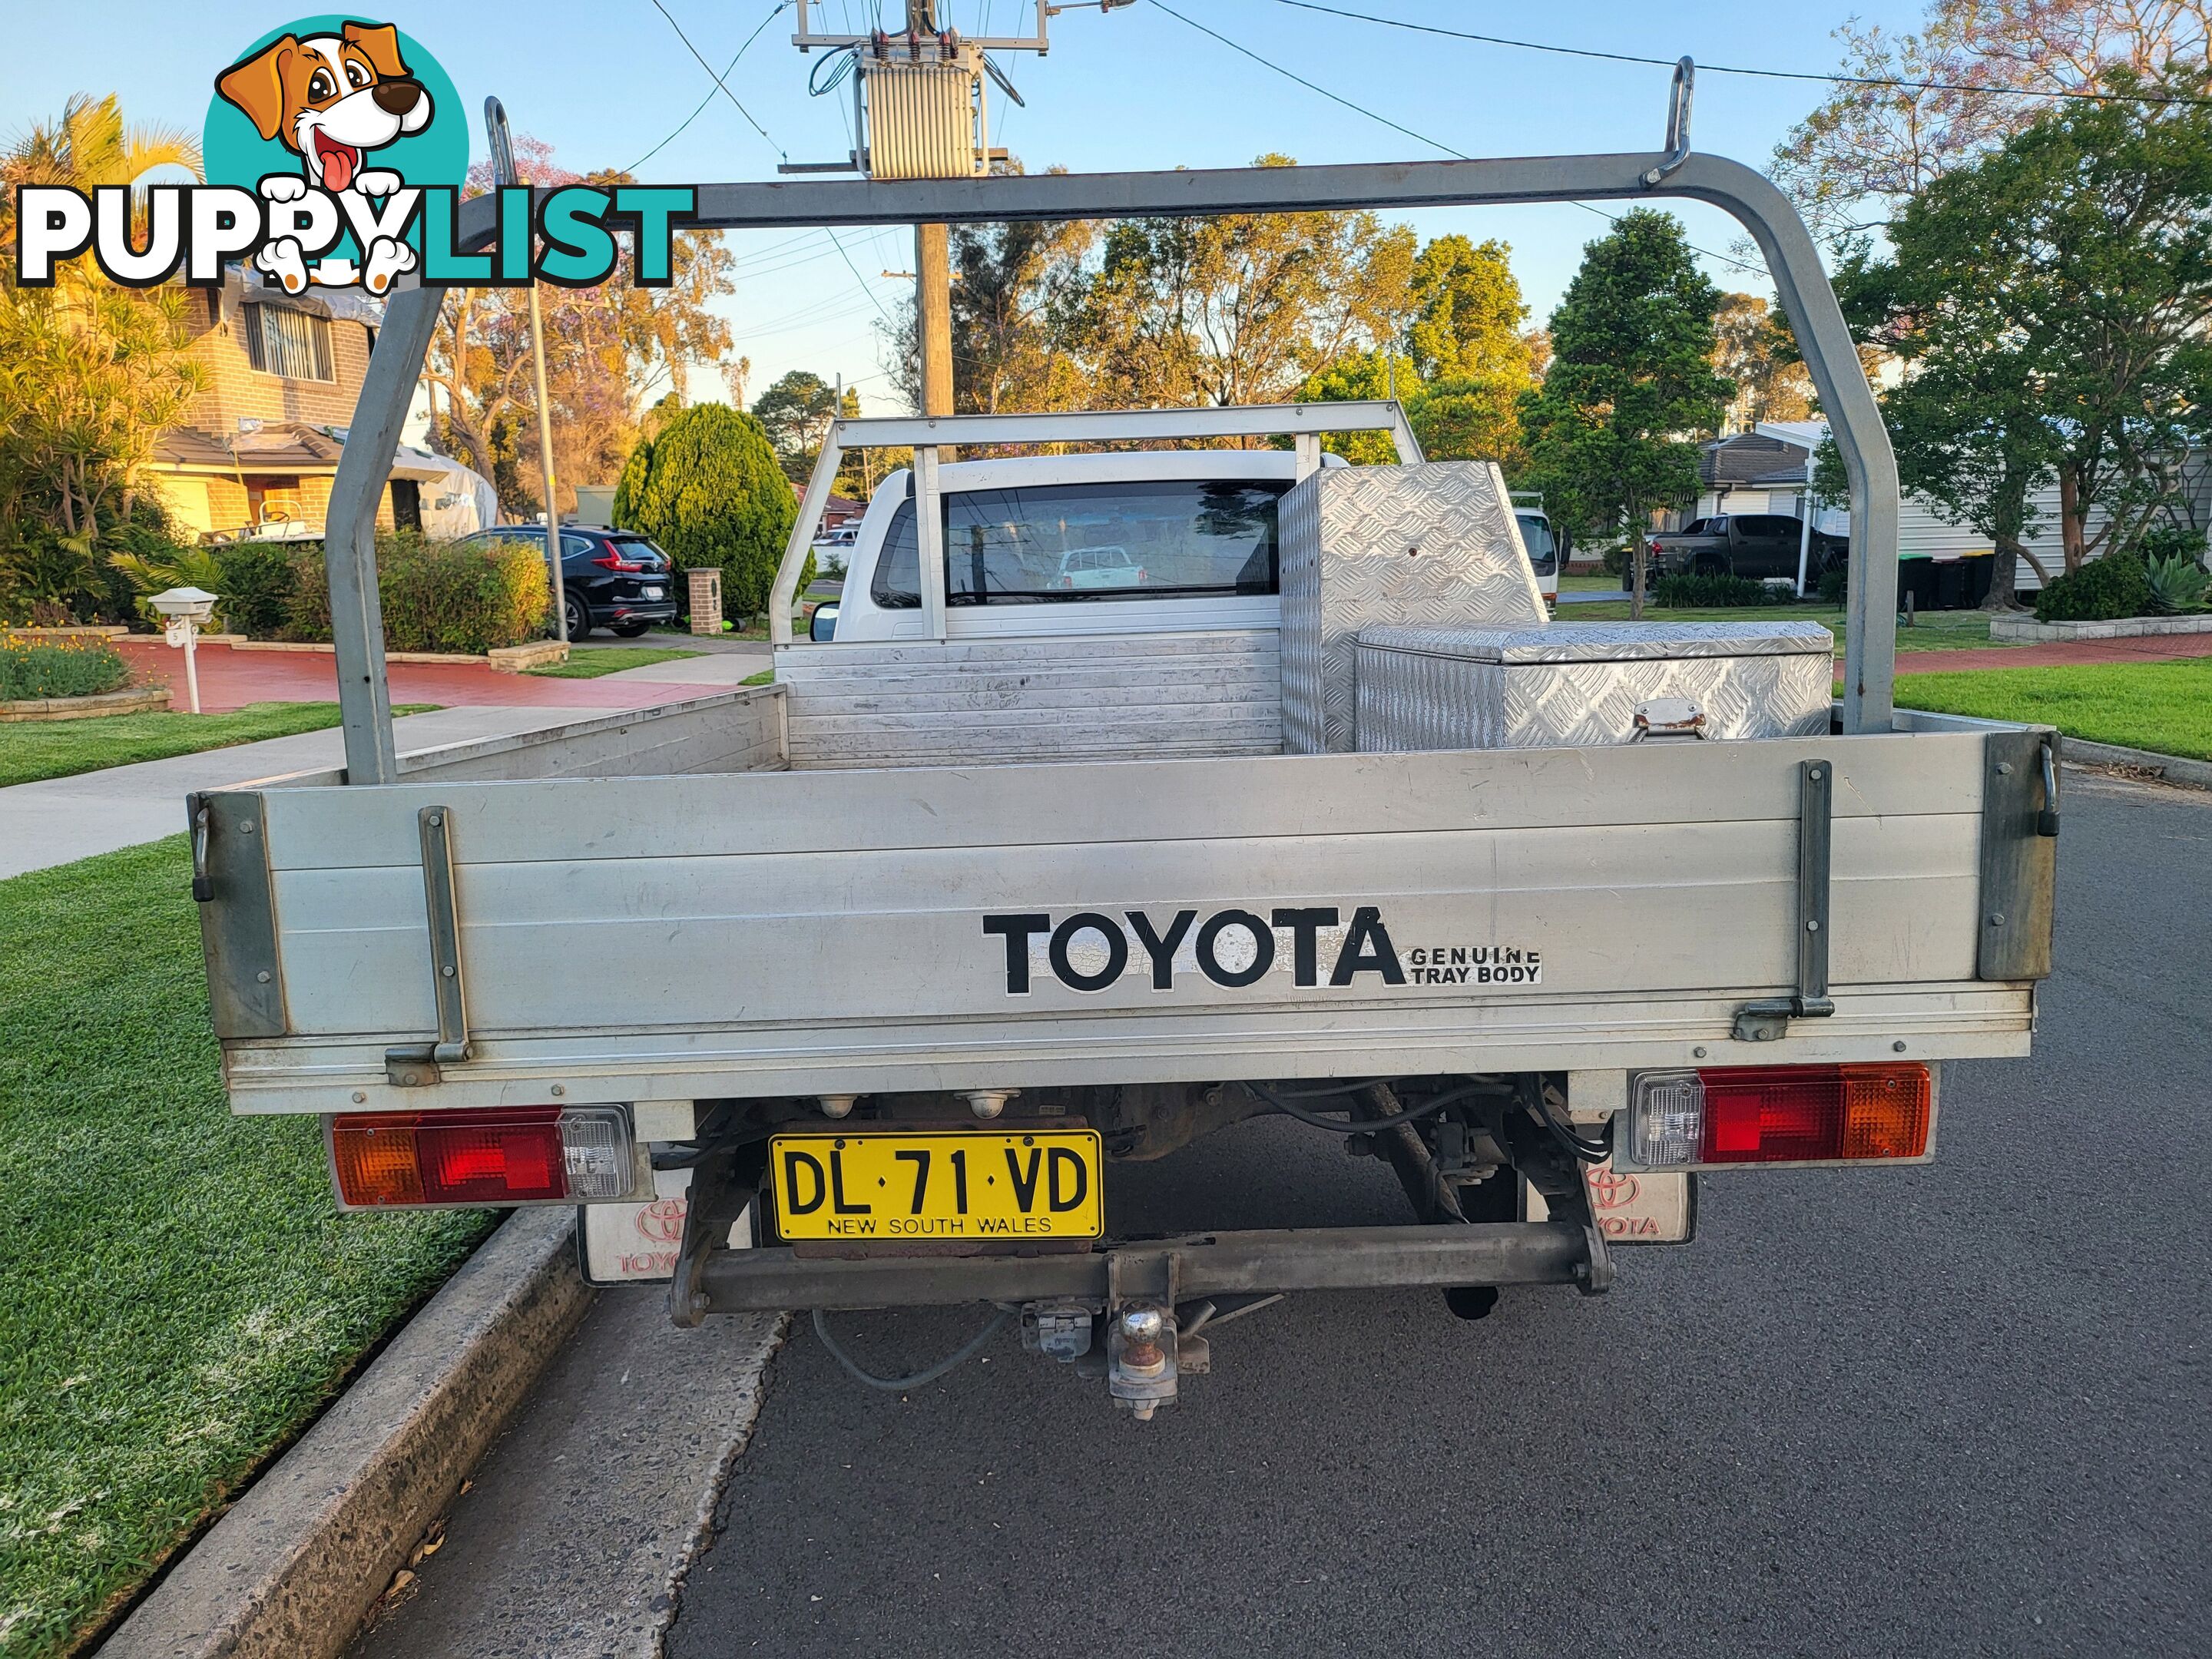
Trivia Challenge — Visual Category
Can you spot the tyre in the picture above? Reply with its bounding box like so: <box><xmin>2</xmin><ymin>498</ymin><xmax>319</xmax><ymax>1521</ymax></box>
<box><xmin>611</xmin><ymin>619</ymin><xmax>650</xmax><ymax>638</ymax></box>
<box><xmin>563</xmin><ymin>594</ymin><xmax>592</xmax><ymax>641</ymax></box>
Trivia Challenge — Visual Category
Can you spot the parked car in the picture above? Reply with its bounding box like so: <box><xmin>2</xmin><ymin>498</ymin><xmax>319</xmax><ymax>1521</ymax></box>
<box><xmin>455</xmin><ymin>524</ymin><xmax>680</xmax><ymax>638</ymax></box>
<box><xmin>1631</xmin><ymin>513</ymin><xmax>1847</xmax><ymax>586</ymax></box>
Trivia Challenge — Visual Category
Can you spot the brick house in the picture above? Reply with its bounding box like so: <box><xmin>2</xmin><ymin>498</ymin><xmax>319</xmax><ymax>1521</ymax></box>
<box><xmin>146</xmin><ymin>269</ymin><xmax>418</xmax><ymax>539</ymax></box>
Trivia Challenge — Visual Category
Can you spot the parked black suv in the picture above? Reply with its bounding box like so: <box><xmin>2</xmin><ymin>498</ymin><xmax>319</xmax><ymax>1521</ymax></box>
<box><xmin>455</xmin><ymin>525</ymin><xmax>680</xmax><ymax>638</ymax></box>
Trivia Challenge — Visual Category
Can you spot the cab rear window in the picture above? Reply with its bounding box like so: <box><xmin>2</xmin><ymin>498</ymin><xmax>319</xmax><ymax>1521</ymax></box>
<box><xmin>870</xmin><ymin>479</ymin><xmax>1287</xmax><ymax>608</ymax></box>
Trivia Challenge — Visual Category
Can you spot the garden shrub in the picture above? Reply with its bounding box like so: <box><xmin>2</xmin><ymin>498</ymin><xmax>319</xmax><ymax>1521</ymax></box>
<box><xmin>614</xmin><ymin>405</ymin><xmax>800</xmax><ymax>624</ymax></box>
<box><xmin>283</xmin><ymin>535</ymin><xmax>549</xmax><ymax>653</ymax></box>
<box><xmin>2033</xmin><ymin>551</ymin><xmax>2151</xmax><ymax>623</ymax></box>
<box><xmin>1816</xmin><ymin>566</ymin><xmax>1849</xmax><ymax>606</ymax></box>
<box><xmin>1654</xmin><ymin>572</ymin><xmax>1771</xmax><ymax>608</ymax></box>
<box><xmin>211</xmin><ymin>543</ymin><xmax>301</xmax><ymax>637</ymax></box>
<box><xmin>2131</xmin><ymin>524</ymin><xmax>2208</xmax><ymax>568</ymax></box>
<box><xmin>0</xmin><ymin>631</ymin><xmax>129</xmax><ymax>700</ymax></box>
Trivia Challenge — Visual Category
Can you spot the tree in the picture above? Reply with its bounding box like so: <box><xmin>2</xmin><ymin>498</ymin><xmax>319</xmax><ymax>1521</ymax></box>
<box><xmin>1293</xmin><ymin>349</ymin><xmax>1530</xmax><ymax>472</ymax></box>
<box><xmin>1518</xmin><ymin>211</ymin><xmax>1734</xmax><ymax>617</ymax></box>
<box><xmin>1774</xmin><ymin>1</ymin><xmax>2211</xmax><ymax>240</ymax></box>
<box><xmin>1404</xmin><ymin>234</ymin><xmax>1535</xmax><ymax>383</ymax></box>
<box><xmin>1075</xmin><ymin>155</ymin><xmax>1416</xmax><ymax>412</ymax></box>
<box><xmin>611</xmin><ymin>406</ymin><xmax>797</xmax><ymax>624</ymax></box>
<box><xmin>1838</xmin><ymin>71</ymin><xmax>2212</xmax><ymax>590</ymax></box>
<box><xmin>1713</xmin><ymin>294</ymin><xmax>1813</xmax><ymax>429</ymax></box>
<box><xmin>424</xmin><ymin>137</ymin><xmax>737</xmax><ymax>515</ymax></box>
<box><xmin>751</xmin><ymin>371</ymin><xmax>841</xmax><ymax>482</ymax></box>
<box><xmin>885</xmin><ymin>186</ymin><xmax>1099</xmax><ymax>417</ymax></box>
<box><xmin>0</xmin><ymin>93</ymin><xmax>205</xmax><ymax>618</ymax></box>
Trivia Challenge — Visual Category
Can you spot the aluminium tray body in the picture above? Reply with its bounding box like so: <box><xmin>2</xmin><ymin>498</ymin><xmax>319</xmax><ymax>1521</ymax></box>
<box><xmin>1279</xmin><ymin>462</ymin><xmax>1547</xmax><ymax>753</ymax></box>
<box><xmin>1356</xmin><ymin>621</ymin><xmax>1836</xmax><ymax>750</ymax></box>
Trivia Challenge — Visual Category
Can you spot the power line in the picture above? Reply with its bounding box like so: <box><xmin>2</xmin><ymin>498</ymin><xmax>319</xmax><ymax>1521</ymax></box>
<box><xmin>647</xmin><ymin>0</ymin><xmax>787</xmax><ymax>157</ymax></box>
<box><xmin>628</xmin><ymin>1</ymin><xmax>793</xmax><ymax>174</ymax></box>
<box><xmin>1267</xmin><ymin>0</ymin><xmax>2212</xmax><ymax>108</ymax></box>
<box><xmin>644</xmin><ymin>0</ymin><xmax>893</xmax><ymax>323</ymax></box>
<box><xmin>1143</xmin><ymin>0</ymin><xmax>1767</xmax><ymax>277</ymax></box>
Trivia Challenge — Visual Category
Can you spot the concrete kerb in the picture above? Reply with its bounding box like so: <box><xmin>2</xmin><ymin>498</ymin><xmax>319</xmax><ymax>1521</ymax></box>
<box><xmin>2061</xmin><ymin>736</ymin><xmax>2212</xmax><ymax>789</ymax></box>
<box><xmin>97</xmin><ymin>1211</ymin><xmax>595</xmax><ymax>1659</ymax></box>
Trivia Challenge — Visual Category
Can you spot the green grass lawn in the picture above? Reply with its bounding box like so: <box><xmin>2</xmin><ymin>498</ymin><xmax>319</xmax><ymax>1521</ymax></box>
<box><xmin>740</xmin><ymin>667</ymin><xmax>773</xmax><ymax>687</ymax></box>
<box><xmin>1895</xmin><ymin>659</ymin><xmax>2212</xmax><ymax>761</ymax></box>
<box><xmin>527</xmin><ymin>646</ymin><xmax>703</xmax><ymax>680</ymax></box>
<box><xmin>1551</xmin><ymin>600</ymin><xmax>1996</xmax><ymax>652</ymax></box>
<box><xmin>0</xmin><ymin>840</ymin><xmax>496</xmax><ymax>1657</ymax></box>
<box><xmin>0</xmin><ymin>704</ymin><xmax>438</xmax><ymax>790</ymax></box>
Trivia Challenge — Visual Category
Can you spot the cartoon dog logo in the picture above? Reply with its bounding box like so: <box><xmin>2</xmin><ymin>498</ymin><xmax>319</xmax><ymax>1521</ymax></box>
<box><xmin>214</xmin><ymin>21</ymin><xmax>430</xmax><ymax>294</ymax></box>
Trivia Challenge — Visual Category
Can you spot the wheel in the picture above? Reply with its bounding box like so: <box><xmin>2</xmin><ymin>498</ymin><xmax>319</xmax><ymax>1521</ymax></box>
<box><xmin>563</xmin><ymin>594</ymin><xmax>591</xmax><ymax>641</ymax></box>
<box><xmin>611</xmin><ymin>619</ymin><xmax>650</xmax><ymax>638</ymax></box>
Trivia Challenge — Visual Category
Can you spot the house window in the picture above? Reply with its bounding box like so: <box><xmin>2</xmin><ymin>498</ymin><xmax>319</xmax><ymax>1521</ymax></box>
<box><xmin>242</xmin><ymin>303</ymin><xmax>335</xmax><ymax>382</ymax></box>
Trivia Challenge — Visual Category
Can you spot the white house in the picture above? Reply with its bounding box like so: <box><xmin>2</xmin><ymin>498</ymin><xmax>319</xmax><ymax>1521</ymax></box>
<box><xmin>1677</xmin><ymin>421</ymin><xmax>2211</xmax><ymax>594</ymax></box>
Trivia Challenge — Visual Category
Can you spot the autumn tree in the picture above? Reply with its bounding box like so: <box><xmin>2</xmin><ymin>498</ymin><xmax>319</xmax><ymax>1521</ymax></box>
<box><xmin>1775</xmin><ymin>0</ymin><xmax>2212</xmax><ymax>239</ymax></box>
<box><xmin>1519</xmin><ymin>211</ymin><xmax>1733</xmax><ymax>617</ymax></box>
<box><xmin>425</xmin><ymin>137</ymin><xmax>736</xmax><ymax>515</ymax></box>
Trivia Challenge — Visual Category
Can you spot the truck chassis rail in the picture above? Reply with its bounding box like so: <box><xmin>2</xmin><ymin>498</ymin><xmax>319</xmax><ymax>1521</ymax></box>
<box><xmin>690</xmin><ymin>1220</ymin><xmax>1607</xmax><ymax>1315</ymax></box>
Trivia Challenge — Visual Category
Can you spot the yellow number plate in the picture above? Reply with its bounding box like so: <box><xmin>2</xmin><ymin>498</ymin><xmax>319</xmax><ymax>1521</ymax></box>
<box><xmin>769</xmin><ymin>1130</ymin><xmax>1103</xmax><ymax>1243</ymax></box>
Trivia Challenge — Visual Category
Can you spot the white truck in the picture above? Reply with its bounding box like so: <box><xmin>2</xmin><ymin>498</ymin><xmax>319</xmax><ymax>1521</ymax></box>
<box><xmin>188</xmin><ymin>99</ymin><xmax>2058</xmax><ymax>1419</ymax></box>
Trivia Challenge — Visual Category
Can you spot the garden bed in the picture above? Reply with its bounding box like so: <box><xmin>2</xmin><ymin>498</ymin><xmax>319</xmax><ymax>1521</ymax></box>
<box><xmin>0</xmin><ymin>687</ymin><xmax>169</xmax><ymax>724</ymax></box>
<box><xmin>1990</xmin><ymin>613</ymin><xmax>2212</xmax><ymax>643</ymax></box>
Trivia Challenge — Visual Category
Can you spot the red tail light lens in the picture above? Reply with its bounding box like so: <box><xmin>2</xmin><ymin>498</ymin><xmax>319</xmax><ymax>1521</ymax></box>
<box><xmin>592</xmin><ymin>551</ymin><xmax>647</xmax><ymax>571</ymax></box>
<box><xmin>1629</xmin><ymin>1064</ymin><xmax>1931</xmax><ymax>1167</ymax></box>
<box><xmin>329</xmin><ymin>1107</ymin><xmax>634</xmax><ymax>1207</ymax></box>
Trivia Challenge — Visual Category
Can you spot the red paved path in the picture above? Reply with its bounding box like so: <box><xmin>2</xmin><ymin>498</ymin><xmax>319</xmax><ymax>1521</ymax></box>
<box><xmin>1896</xmin><ymin>634</ymin><xmax>2212</xmax><ymax>673</ymax></box>
<box><xmin>118</xmin><ymin>640</ymin><xmax>707</xmax><ymax>714</ymax></box>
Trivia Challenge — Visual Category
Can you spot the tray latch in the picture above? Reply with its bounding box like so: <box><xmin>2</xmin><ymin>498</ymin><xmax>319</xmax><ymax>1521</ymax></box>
<box><xmin>1734</xmin><ymin>757</ymin><xmax>1835</xmax><ymax>1041</ymax></box>
<box><xmin>386</xmin><ymin>805</ymin><xmax>472</xmax><ymax>1087</ymax></box>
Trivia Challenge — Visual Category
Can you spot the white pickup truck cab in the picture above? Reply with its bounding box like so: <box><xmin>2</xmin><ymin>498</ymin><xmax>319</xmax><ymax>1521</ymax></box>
<box><xmin>810</xmin><ymin>424</ymin><xmax>1555</xmax><ymax>645</ymax></box>
<box><xmin>820</xmin><ymin>449</ymin><xmax>1330</xmax><ymax>644</ymax></box>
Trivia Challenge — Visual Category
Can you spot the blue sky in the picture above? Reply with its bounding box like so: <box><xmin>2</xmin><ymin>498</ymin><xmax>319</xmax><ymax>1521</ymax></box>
<box><xmin>5</xmin><ymin>0</ymin><xmax>1928</xmax><ymax>410</ymax></box>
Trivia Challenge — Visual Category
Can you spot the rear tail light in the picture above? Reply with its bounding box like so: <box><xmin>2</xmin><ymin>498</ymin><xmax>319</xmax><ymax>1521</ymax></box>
<box><xmin>1628</xmin><ymin>1065</ymin><xmax>1931</xmax><ymax>1168</ymax></box>
<box><xmin>329</xmin><ymin>1106</ymin><xmax>635</xmax><ymax>1208</ymax></box>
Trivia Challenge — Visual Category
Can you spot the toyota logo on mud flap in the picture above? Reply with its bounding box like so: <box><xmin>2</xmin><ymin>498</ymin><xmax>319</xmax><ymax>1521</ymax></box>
<box><xmin>1588</xmin><ymin>1168</ymin><xmax>1641</xmax><ymax>1209</ymax></box>
<box><xmin>635</xmin><ymin>1196</ymin><xmax>687</xmax><ymax>1243</ymax></box>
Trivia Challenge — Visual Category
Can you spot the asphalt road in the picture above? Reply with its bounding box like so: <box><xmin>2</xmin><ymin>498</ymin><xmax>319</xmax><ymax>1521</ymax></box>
<box><xmin>666</xmin><ymin>771</ymin><xmax>2212</xmax><ymax>1659</ymax></box>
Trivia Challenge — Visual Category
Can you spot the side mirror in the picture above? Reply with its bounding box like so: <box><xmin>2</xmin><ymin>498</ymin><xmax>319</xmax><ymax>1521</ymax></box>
<box><xmin>809</xmin><ymin>601</ymin><xmax>839</xmax><ymax>643</ymax></box>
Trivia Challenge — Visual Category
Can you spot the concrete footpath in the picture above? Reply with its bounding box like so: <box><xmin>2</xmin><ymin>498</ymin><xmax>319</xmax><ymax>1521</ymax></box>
<box><xmin>2</xmin><ymin>643</ymin><xmax>771</xmax><ymax>880</ymax></box>
<box><xmin>0</xmin><ymin>705</ymin><xmax>578</xmax><ymax>879</ymax></box>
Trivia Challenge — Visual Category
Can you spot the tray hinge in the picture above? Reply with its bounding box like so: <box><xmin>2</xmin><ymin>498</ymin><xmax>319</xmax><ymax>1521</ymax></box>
<box><xmin>386</xmin><ymin>805</ymin><xmax>472</xmax><ymax>1087</ymax></box>
<box><xmin>1734</xmin><ymin>757</ymin><xmax>1835</xmax><ymax>1041</ymax></box>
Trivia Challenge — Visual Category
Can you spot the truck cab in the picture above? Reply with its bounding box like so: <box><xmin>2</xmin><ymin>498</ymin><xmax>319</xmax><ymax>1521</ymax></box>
<box><xmin>811</xmin><ymin>441</ymin><xmax>1555</xmax><ymax>643</ymax></box>
<box><xmin>817</xmin><ymin>450</ymin><xmax>1316</xmax><ymax>644</ymax></box>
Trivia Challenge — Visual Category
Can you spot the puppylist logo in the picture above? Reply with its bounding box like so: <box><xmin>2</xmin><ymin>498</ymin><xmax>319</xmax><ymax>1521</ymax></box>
<box><xmin>12</xmin><ymin>15</ymin><xmax>697</xmax><ymax>296</ymax></box>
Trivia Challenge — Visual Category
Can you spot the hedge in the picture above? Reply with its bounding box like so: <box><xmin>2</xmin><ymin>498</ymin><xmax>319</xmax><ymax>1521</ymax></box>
<box><xmin>1653</xmin><ymin>572</ymin><xmax>1773</xmax><ymax>608</ymax></box>
<box><xmin>614</xmin><ymin>406</ymin><xmax>801</xmax><ymax>623</ymax></box>
<box><xmin>283</xmin><ymin>535</ymin><xmax>549</xmax><ymax>654</ymax></box>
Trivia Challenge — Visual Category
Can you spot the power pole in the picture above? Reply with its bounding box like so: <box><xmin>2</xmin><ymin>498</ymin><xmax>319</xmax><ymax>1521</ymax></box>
<box><xmin>787</xmin><ymin>1</ymin><xmax>1122</xmax><ymax>424</ymax></box>
<box><xmin>916</xmin><ymin>223</ymin><xmax>954</xmax><ymax>417</ymax></box>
